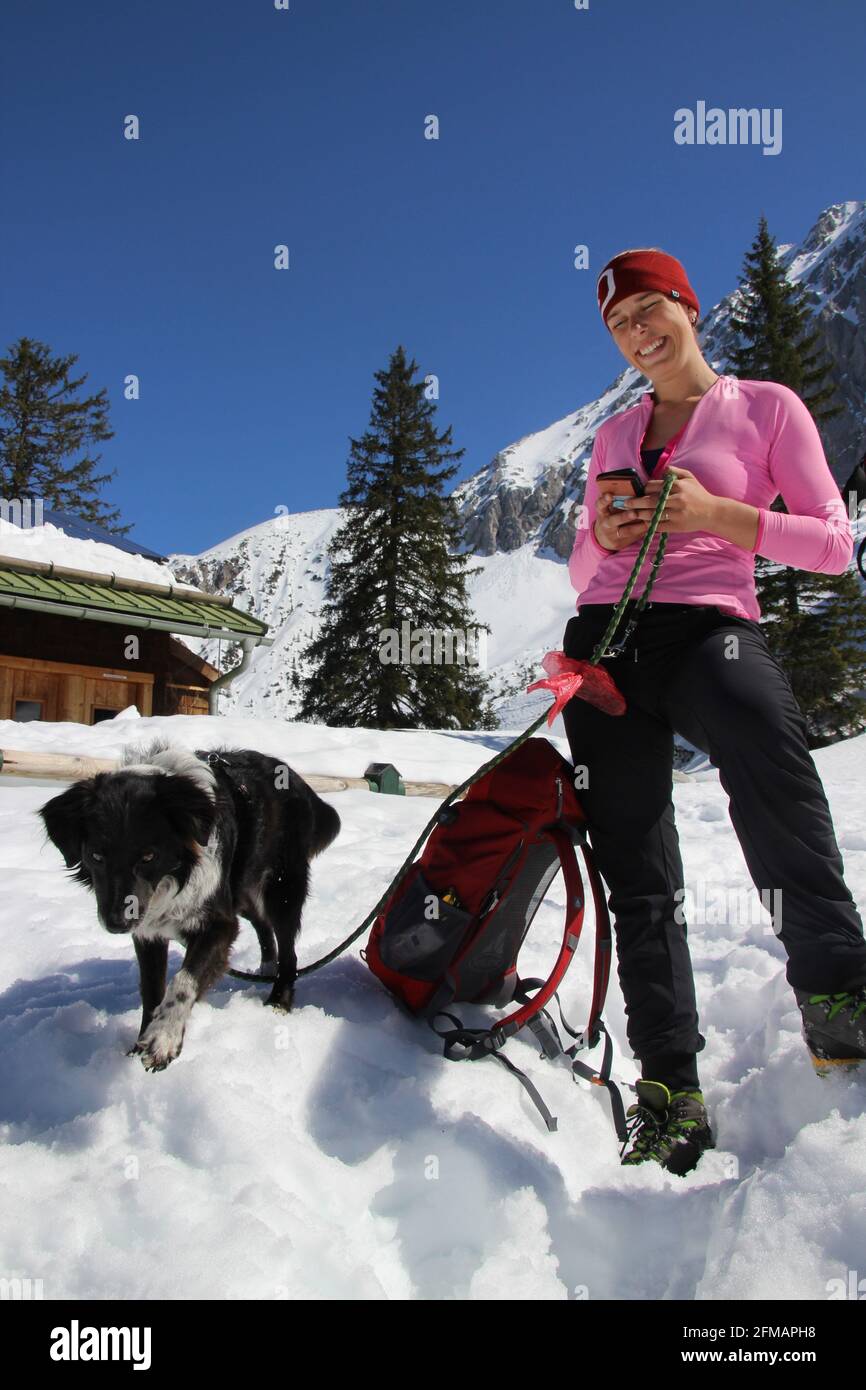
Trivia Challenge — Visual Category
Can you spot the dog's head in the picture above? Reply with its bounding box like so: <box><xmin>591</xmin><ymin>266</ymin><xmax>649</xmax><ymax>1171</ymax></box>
<box><xmin>39</xmin><ymin>745</ymin><xmax>218</xmax><ymax>936</ymax></box>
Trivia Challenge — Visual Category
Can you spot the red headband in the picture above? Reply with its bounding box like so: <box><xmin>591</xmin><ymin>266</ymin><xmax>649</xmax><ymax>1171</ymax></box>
<box><xmin>597</xmin><ymin>250</ymin><xmax>699</xmax><ymax>325</ymax></box>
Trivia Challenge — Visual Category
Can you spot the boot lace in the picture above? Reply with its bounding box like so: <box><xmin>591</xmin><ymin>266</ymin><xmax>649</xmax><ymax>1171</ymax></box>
<box><xmin>620</xmin><ymin>1093</ymin><xmax>702</xmax><ymax>1162</ymax></box>
<box><xmin>808</xmin><ymin>989</ymin><xmax>866</xmax><ymax>1022</ymax></box>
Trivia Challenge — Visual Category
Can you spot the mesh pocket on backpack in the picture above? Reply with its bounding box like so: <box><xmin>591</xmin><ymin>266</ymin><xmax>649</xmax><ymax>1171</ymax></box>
<box><xmin>378</xmin><ymin>870</ymin><xmax>475</xmax><ymax>982</ymax></box>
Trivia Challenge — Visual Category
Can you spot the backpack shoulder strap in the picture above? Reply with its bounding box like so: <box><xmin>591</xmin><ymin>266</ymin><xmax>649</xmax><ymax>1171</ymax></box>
<box><xmin>491</xmin><ymin>824</ymin><xmax>591</xmax><ymax>1041</ymax></box>
<box><xmin>429</xmin><ymin>1011</ymin><xmax>560</xmax><ymax>1133</ymax></box>
<box><xmin>578</xmin><ymin>834</ymin><xmax>614</xmax><ymax>1044</ymax></box>
<box><xmin>429</xmin><ymin>823</ymin><xmax>627</xmax><ymax>1141</ymax></box>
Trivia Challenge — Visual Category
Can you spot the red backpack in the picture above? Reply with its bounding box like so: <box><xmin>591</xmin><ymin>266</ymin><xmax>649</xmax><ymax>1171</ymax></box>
<box><xmin>363</xmin><ymin>738</ymin><xmax>628</xmax><ymax>1139</ymax></box>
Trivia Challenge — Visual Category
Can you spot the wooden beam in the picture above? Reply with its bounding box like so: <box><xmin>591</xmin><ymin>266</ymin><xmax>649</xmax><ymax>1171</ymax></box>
<box><xmin>0</xmin><ymin>748</ymin><xmax>119</xmax><ymax>779</ymax></box>
<box><xmin>167</xmin><ymin>636</ymin><xmax>220</xmax><ymax>682</ymax></box>
<box><xmin>0</xmin><ymin>745</ymin><xmax>460</xmax><ymax>796</ymax></box>
<box><xmin>0</xmin><ymin>653</ymin><xmax>155</xmax><ymax>684</ymax></box>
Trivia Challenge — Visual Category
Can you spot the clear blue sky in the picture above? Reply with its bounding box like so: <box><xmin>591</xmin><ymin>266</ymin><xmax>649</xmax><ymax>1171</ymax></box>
<box><xmin>2</xmin><ymin>0</ymin><xmax>863</xmax><ymax>555</ymax></box>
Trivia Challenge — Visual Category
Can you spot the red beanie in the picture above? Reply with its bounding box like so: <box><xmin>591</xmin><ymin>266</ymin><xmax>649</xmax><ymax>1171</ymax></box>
<box><xmin>597</xmin><ymin>249</ymin><xmax>699</xmax><ymax>326</ymax></box>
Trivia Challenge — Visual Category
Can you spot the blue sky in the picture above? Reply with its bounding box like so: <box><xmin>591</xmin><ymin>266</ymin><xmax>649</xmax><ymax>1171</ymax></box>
<box><xmin>2</xmin><ymin>0</ymin><xmax>863</xmax><ymax>555</ymax></box>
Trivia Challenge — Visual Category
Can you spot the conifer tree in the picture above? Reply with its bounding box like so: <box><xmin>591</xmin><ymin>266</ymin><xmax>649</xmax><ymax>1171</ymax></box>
<box><xmin>0</xmin><ymin>336</ymin><xmax>126</xmax><ymax>531</ymax></box>
<box><xmin>725</xmin><ymin>216</ymin><xmax>866</xmax><ymax>746</ymax></box>
<box><xmin>298</xmin><ymin>346</ymin><xmax>496</xmax><ymax>730</ymax></box>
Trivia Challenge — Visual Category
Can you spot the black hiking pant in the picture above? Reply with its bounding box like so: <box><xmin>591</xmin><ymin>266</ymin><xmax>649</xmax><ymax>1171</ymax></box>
<box><xmin>561</xmin><ymin>600</ymin><xmax>866</xmax><ymax>1094</ymax></box>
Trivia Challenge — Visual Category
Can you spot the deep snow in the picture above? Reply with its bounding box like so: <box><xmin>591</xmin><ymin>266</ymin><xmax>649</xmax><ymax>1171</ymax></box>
<box><xmin>1</xmin><ymin>710</ymin><xmax>865</xmax><ymax>1301</ymax></box>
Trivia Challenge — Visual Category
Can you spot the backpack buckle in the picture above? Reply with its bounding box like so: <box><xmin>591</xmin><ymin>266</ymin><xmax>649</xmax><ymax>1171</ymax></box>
<box><xmin>527</xmin><ymin>1010</ymin><xmax>565</xmax><ymax>1060</ymax></box>
<box><xmin>568</xmin><ymin>1022</ymin><xmax>602</xmax><ymax>1056</ymax></box>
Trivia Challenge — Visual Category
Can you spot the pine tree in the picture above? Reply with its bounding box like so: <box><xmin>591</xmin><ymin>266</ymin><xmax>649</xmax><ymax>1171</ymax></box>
<box><xmin>725</xmin><ymin>215</ymin><xmax>866</xmax><ymax>746</ymax></box>
<box><xmin>0</xmin><ymin>336</ymin><xmax>127</xmax><ymax>531</ymax></box>
<box><xmin>298</xmin><ymin>345</ymin><xmax>496</xmax><ymax>731</ymax></box>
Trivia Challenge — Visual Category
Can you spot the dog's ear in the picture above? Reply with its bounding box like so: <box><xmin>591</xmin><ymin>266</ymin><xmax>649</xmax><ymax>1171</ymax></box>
<box><xmin>39</xmin><ymin>779</ymin><xmax>98</xmax><ymax>868</ymax></box>
<box><xmin>155</xmin><ymin>776</ymin><xmax>216</xmax><ymax>848</ymax></box>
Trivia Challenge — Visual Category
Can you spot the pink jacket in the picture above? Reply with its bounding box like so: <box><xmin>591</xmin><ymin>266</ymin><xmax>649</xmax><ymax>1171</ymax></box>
<box><xmin>568</xmin><ymin>374</ymin><xmax>852</xmax><ymax>621</ymax></box>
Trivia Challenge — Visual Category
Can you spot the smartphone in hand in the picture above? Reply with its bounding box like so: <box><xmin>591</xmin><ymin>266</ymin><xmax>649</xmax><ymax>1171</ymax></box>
<box><xmin>596</xmin><ymin>467</ymin><xmax>645</xmax><ymax>511</ymax></box>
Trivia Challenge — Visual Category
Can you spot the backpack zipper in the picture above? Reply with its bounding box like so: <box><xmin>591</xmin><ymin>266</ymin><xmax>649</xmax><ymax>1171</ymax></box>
<box><xmin>477</xmin><ymin>837</ymin><xmax>526</xmax><ymax>919</ymax></box>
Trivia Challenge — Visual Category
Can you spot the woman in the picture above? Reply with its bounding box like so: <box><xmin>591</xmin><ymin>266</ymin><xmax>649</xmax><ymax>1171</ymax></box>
<box><xmin>564</xmin><ymin>247</ymin><xmax>866</xmax><ymax>1176</ymax></box>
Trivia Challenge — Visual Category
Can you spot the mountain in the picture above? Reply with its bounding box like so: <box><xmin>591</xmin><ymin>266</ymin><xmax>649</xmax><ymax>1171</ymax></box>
<box><xmin>168</xmin><ymin>506</ymin><xmax>579</xmax><ymax>732</ymax></box>
<box><xmin>455</xmin><ymin>199</ymin><xmax>866</xmax><ymax>560</ymax></box>
<box><xmin>169</xmin><ymin>199</ymin><xmax>866</xmax><ymax>738</ymax></box>
<box><xmin>169</xmin><ymin>507</ymin><xmax>345</xmax><ymax>720</ymax></box>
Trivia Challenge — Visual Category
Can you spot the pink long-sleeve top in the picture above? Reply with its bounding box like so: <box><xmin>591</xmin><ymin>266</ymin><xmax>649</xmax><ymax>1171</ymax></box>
<box><xmin>568</xmin><ymin>374</ymin><xmax>853</xmax><ymax>621</ymax></box>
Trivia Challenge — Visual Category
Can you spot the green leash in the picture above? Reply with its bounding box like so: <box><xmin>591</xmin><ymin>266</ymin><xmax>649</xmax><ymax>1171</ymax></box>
<box><xmin>228</xmin><ymin>473</ymin><xmax>677</xmax><ymax>984</ymax></box>
<box><xmin>590</xmin><ymin>472</ymin><xmax>675</xmax><ymax>661</ymax></box>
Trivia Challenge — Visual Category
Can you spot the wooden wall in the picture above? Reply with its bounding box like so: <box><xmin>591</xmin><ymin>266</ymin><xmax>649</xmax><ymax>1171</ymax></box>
<box><xmin>0</xmin><ymin>653</ymin><xmax>154</xmax><ymax>722</ymax></box>
<box><xmin>0</xmin><ymin>610</ymin><xmax>213</xmax><ymax>722</ymax></box>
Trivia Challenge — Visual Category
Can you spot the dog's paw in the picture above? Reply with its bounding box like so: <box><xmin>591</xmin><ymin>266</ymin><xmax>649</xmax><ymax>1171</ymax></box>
<box><xmin>264</xmin><ymin>983</ymin><xmax>295</xmax><ymax>1013</ymax></box>
<box><xmin>135</xmin><ymin>1008</ymin><xmax>187</xmax><ymax>1072</ymax></box>
<box><xmin>137</xmin><ymin>1029</ymin><xmax>185</xmax><ymax>1071</ymax></box>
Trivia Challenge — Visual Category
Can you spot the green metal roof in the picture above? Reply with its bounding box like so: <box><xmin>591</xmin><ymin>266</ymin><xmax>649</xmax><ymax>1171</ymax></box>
<box><xmin>0</xmin><ymin>561</ymin><xmax>269</xmax><ymax>642</ymax></box>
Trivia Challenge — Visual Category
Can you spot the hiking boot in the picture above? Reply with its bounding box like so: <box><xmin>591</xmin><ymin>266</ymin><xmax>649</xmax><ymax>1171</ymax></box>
<box><xmin>794</xmin><ymin>986</ymin><xmax>866</xmax><ymax>1076</ymax></box>
<box><xmin>621</xmin><ymin>1080</ymin><xmax>715</xmax><ymax>1176</ymax></box>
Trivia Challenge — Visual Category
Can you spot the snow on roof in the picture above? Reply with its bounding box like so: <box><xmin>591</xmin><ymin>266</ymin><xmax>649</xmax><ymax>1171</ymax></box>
<box><xmin>0</xmin><ymin>516</ymin><xmax>180</xmax><ymax>586</ymax></box>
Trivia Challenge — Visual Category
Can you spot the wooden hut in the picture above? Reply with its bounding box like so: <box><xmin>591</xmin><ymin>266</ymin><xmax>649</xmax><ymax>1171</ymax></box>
<box><xmin>0</xmin><ymin>552</ymin><xmax>270</xmax><ymax>724</ymax></box>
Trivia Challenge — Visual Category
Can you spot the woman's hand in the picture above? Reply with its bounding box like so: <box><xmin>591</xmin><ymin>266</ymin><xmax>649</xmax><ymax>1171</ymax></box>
<box><xmin>618</xmin><ymin>465</ymin><xmax>720</xmax><ymax>535</ymax></box>
<box><xmin>593</xmin><ymin>483</ymin><xmax>654</xmax><ymax>551</ymax></box>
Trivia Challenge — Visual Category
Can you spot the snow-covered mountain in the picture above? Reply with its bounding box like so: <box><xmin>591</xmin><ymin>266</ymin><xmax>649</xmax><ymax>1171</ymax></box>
<box><xmin>456</xmin><ymin>200</ymin><xmax>866</xmax><ymax>559</ymax></box>
<box><xmin>168</xmin><ymin>200</ymin><xmax>866</xmax><ymax>728</ymax></box>
<box><xmin>168</xmin><ymin>509</ymin><xmax>579</xmax><ymax>733</ymax></box>
<box><xmin>170</xmin><ymin>508</ymin><xmax>346</xmax><ymax>720</ymax></box>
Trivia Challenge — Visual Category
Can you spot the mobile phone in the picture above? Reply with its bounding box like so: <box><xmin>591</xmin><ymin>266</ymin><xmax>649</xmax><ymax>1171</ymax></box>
<box><xmin>597</xmin><ymin>467</ymin><xmax>645</xmax><ymax>510</ymax></box>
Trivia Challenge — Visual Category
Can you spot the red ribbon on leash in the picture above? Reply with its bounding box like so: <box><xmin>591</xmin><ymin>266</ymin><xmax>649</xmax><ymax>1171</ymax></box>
<box><xmin>526</xmin><ymin>650</ymin><xmax>627</xmax><ymax>723</ymax></box>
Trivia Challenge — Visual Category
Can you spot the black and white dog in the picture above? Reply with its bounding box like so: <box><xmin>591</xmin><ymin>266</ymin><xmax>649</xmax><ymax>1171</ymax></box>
<box><xmin>39</xmin><ymin>739</ymin><xmax>341</xmax><ymax>1071</ymax></box>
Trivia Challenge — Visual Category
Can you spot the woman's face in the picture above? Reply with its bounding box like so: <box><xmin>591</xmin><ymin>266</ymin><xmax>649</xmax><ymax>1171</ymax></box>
<box><xmin>605</xmin><ymin>291</ymin><xmax>697</xmax><ymax>383</ymax></box>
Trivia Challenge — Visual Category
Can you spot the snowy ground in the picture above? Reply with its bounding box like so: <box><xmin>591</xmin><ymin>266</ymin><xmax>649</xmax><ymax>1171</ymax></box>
<box><xmin>1</xmin><ymin>711</ymin><xmax>864</xmax><ymax>1301</ymax></box>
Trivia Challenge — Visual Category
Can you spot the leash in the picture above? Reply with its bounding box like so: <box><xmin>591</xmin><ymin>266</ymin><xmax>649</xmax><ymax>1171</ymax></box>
<box><xmin>227</xmin><ymin>473</ymin><xmax>676</xmax><ymax>984</ymax></box>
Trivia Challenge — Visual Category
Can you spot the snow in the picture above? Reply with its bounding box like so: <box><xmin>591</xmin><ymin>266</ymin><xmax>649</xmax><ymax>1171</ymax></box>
<box><xmin>2</xmin><ymin>198</ymin><xmax>864</xmax><ymax>1296</ymax></box>
<box><xmin>169</xmin><ymin>508</ymin><xmax>347</xmax><ymax>717</ymax></box>
<box><xmin>0</xmin><ymin>518</ymin><xmax>180</xmax><ymax>587</ymax></box>
<box><xmin>781</xmin><ymin>200</ymin><xmax>865</xmax><ymax>288</ymax></box>
<box><xmin>453</xmin><ymin>372</ymin><xmax>636</xmax><ymax>501</ymax></box>
<box><xmin>167</xmin><ymin>508</ymin><xmax>590</xmax><ymax>728</ymax></box>
<box><xmin>1</xmin><ymin>711</ymin><xmax>864</xmax><ymax>1300</ymax></box>
<box><xmin>457</xmin><ymin>200</ymin><xmax>865</xmax><ymax>529</ymax></box>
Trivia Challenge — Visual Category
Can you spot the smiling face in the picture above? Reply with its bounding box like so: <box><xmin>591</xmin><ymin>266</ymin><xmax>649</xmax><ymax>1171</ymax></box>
<box><xmin>605</xmin><ymin>290</ymin><xmax>700</xmax><ymax>383</ymax></box>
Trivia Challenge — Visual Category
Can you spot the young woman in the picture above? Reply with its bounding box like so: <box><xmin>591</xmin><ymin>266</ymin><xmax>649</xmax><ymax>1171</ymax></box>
<box><xmin>564</xmin><ymin>247</ymin><xmax>866</xmax><ymax>1176</ymax></box>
